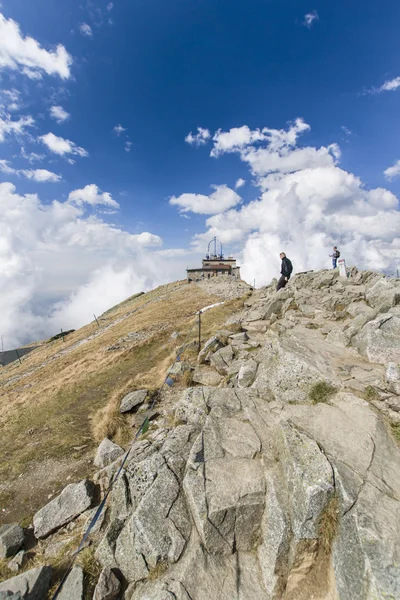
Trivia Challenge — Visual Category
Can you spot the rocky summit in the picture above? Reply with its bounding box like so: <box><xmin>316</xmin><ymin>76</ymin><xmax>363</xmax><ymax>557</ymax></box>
<box><xmin>1</xmin><ymin>269</ymin><xmax>400</xmax><ymax>599</ymax></box>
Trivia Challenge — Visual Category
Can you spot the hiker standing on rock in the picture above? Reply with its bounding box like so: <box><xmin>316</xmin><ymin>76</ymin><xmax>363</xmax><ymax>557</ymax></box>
<box><xmin>277</xmin><ymin>252</ymin><xmax>293</xmax><ymax>291</ymax></box>
<box><xmin>330</xmin><ymin>246</ymin><xmax>340</xmax><ymax>269</ymax></box>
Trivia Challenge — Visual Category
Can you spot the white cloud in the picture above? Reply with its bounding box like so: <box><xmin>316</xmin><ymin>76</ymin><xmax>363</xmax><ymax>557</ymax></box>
<box><xmin>0</xmin><ymin>159</ymin><xmax>61</xmax><ymax>182</ymax></box>
<box><xmin>175</xmin><ymin>118</ymin><xmax>400</xmax><ymax>287</ymax></box>
<box><xmin>21</xmin><ymin>147</ymin><xmax>45</xmax><ymax>163</ymax></box>
<box><xmin>379</xmin><ymin>77</ymin><xmax>400</xmax><ymax>93</ymax></box>
<box><xmin>185</xmin><ymin>127</ymin><xmax>211</xmax><ymax>146</ymax></box>
<box><xmin>68</xmin><ymin>184</ymin><xmax>119</xmax><ymax>208</ymax></box>
<box><xmin>125</xmin><ymin>141</ymin><xmax>132</xmax><ymax>152</ymax></box>
<box><xmin>303</xmin><ymin>10</ymin><xmax>319</xmax><ymax>28</ymax></box>
<box><xmin>384</xmin><ymin>160</ymin><xmax>400</xmax><ymax>181</ymax></box>
<box><xmin>170</xmin><ymin>184</ymin><xmax>241</xmax><ymax>215</ymax></box>
<box><xmin>49</xmin><ymin>105</ymin><xmax>70</xmax><ymax>123</ymax></box>
<box><xmin>0</xmin><ymin>13</ymin><xmax>72</xmax><ymax>79</ymax></box>
<box><xmin>39</xmin><ymin>132</ymin><xmax>88</xmax><ymax>157</ymax></box>
<box><xmin>211</xmin><ymin>118</ymin><xmax>310</xmax><ymax>157</ymax></box>
<box><xmin>1</xmin><ymin>89</ymin><xmax>21</xmax><ymax>112</ymax></box>
<box><xmin>0</xmin><ymin>112</ymin><xmax>34</xmax><ymax>142</ymax></box>
<box><xmin>0</xmin><ymin>181</ymin><xmax>175</xmax><ymax>348</ymax></box>
<box><xmin>79</xmin><ymin>23</ymin><xmax>93</xmax><ymax>37</ymax></box>
<box><xmin>113</xmin><ymin>124</ymin><xmax>126</xmax><ymax>136</ymax></box>
<box><xmin>22</xmin><ymin>169</ymin><xmax>61</xmax><ymax>182</ymax></box>
<box><xmin>235</xmin><ymin>178</ymin><xmax>246</xmax><ymax>189</ymax></box>
<box><xmin>107</xmin><ymin>2</ymin><xmax>114</xmax><ymax>10</ymax></box>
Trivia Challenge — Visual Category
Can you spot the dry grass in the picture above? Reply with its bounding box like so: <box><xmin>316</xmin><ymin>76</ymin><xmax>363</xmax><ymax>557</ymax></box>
<box><xmin>318</xmin><ymin>496</ymin><xmax>340</xmax><ymax>556</ymax></box>
<box><xmin>391</xmin><ymin>422</ymin><xmax>400</xmax><ymax>443</ymax></box>
<box><xmin>0</xmin><ymin>280</ymin><xmax>248</xmax><ymax>524</ymax></box>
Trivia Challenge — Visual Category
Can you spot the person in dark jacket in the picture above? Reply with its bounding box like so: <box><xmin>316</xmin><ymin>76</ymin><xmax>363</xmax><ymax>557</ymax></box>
<box><xmin>277</xmin><ymin>252</ymin><xmax>293</xmax><ymax>291</ymax></box>
<box><xmin>330</xmin><ymin>246</ymin><xmax>340</xmax><ymax>269</ymax></box>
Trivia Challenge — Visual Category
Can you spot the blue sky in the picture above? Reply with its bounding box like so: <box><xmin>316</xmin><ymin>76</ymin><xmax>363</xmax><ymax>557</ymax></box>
<box><xmin>1</xmin><ymin>0</ymin><xmax>400</xmax><ymax>346</ymax></box>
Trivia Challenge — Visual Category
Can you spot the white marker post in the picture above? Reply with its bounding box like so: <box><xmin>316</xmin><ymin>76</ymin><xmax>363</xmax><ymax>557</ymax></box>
<box><xmin>338</xmin><ymin>258</ymin><xmax>347</xmax><ymax>278</ymax></box>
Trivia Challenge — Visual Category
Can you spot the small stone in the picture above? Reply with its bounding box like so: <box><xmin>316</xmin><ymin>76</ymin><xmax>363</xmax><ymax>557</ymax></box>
<box><xmin>7</xmin><ymin>551</ymin><xmax>24</xmax><ymax>572</ymax></box>
<box><xmin>94</xmin><ymin>438</ymin><xmax>125</xmax><ymax>469</ymax></box>
<box><xmin>229</xmin><ymin>332</ymin><xmax>249</xmax><ymax>342</ymax></box>
<box><xmin>93</xmin><ymin>567</ymin><xmax>121</xmax><ymax>600</ymax></box>
<box><xmin>237</xmin><ymin>359</ymin><xmax>258</xmax><ymax>388</ymax></box>
<box><xmin>120</xmin><ymin>390</ymin><xmax>148</xmax><ymax>413</ymax></box>
<box><xmin>0</xmin><ymin>524</ymin><xmax>24</xmax><ymax>559</ymax></box>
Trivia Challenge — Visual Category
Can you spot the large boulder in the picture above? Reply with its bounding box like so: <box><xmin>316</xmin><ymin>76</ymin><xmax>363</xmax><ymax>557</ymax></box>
<box><xmin>120</xmin><ymin>390</ymin><xmax>148</xmax><ymax>413</ymax></box>
<box><xmin>0</xmin><ymin>567</ymin><xmax>52</xmax><ymax>600</ymax></box>
<box><xmin>209</xmin><ymin>345</ymin><xmax>234</xmax><ymax>375</ymax></box>
<box><xmin>57</xmin><ymin>566</ymin><xmax>84</xmax><ymax>600</ymax></box>
<box><xmin>353</xmin><ymin>313</ymin><xmax>400</xmax><ymax>363</ymax></box>
<box><xmin>192</xmin><ymin>366</ymin><xmax>223</xmax><ymax>386</ymax></box>
<box><xmin>237</xmin><ymin>359</ymin><xmax>258</xmax><ymax>387</ymax></box>
<box><xmin>33</xmin><ymin>479</ymin><xmax>97</xmax><ymax>538</ymax></box>
<box><xmin>0</xmin><ymin>525</ymin><xmax>24</xmax><ymax>559</ymax></box>
<box><xmin>94</xmin><ymin>438</ymin><xmax>125</xmax><ymax>469</ymax></box>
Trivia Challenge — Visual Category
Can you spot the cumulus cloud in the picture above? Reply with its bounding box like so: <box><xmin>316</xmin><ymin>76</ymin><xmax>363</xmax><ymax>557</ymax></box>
<box><xmin>0</xmin><ymin>112</ymin><xmax>34</xmax><ymax>142</ymax></box>
<box><xmin>20</xmin><ymin>147</ymin><xmax>44</xmax><ymax>163</ymax></box>
<box><xmin>39</xmin><ymin>132</ymin><xmax>88</xmax><ymax>157</ymax></box>
<box><xmin>107</xmin><ymin>2</ymin><xmax>114</xmax><ymax>11</ymax></box>
<box><xmin>175</xmin><ymin>119</ymin><xmax>400</xmax><ymax>286</ymax></box>
<box><xmin>79</xmin><ymin>23</ymin><xmax>93</xmax><ymax>37</ymax></box>
<box><xmin>0</xmin><ymin>13</ymin><xmax>72</xmax><ymax>79</ymax></box>
<box><xmin>303</xmin><ymin>10</ymin><xmax>319</xmax><ymax>28</ymax></box>
<box><xmin>49</xmin><ymin>105</ymin><xmax>70</xmax><ymax>123</ymax></box>
<box><xmin>0</xmin><ymin>160</ymin><xmax>61</xmax><ymax>182</ymax></box>
<box><xmin>170</xmin><ymin>184</ymin><xmax>241</xmax><ymax>215</ymax></box>
<box><xmin>125</xmin><ymin>141</ymin><xmax>132</xmax><ymax>152</ymax></box>
<box><xmin>68</xmin><ymin>184</ymin><xmax>119</xmax><ymax>208</ymax></box>
<box><xmin>366</xmin><ymin>76</ymin><xmax>400</xmax><ymax>95</ymax></box>
<box><xmin>185</xmin><ymin>127</ymin><xmax>211</xmax><ymax>146</ymax></box>
<box><xmin>0</xmin><ymin>181</ymin><xmax>176</xmax><ymax>348</ymax></box>
<box><xmin>113</xmin><ymin>124</ymin><xmax>126</xmax><ymax>136</ymax></box>
<box><xmin>235</xmin><ymin>178</ymin><xmax>245</xmax><ymax>189</ymax></box>
<box><xmin>384</xmin><ymin>160</ymin><xmax>400</xmax><ymax>181</ymax></box>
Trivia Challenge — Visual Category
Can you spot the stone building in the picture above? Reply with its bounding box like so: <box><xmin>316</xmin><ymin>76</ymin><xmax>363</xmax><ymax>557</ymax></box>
<box><xmin>187</xmin><ymin>237</ymin><xmax>241</xmax><ymax>281</ymax></box>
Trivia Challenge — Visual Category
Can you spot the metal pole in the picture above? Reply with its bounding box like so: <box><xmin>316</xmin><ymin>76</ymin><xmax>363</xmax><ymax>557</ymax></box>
<box><xmin>93</xmin><ymin>314</ymin><xmax>100</xmax><ymax>327</ymax></box>
<box><xmin>198</xmin><ymin>311</ymin><xmax>201</xmax><ymax>352</ymax></box>
<box><xmin>15</xmin><ymin>349</ymin><xmax>22</xmax><ymax>365</ymax></box>
<box><xmin>397</xmin><ymin>269</ymin><xmax>399</xmax><ymax>279</ymax></box>
<box><xmin>61</xmin><ymin>328</ymin><xmax>65</xmax><ymax>343</ymax></box>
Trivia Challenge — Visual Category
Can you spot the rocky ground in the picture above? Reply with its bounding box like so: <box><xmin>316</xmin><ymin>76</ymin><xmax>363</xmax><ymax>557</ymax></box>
<box><xmin>1</xmin><ymin>268</ymin><xmax>400</xmax><ymax>599</ymax></box>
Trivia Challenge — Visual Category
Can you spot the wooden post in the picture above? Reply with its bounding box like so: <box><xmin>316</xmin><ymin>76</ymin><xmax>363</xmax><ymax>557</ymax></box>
<box><xmin>93</xmin><ymin>314</ymin><xmax>100</xmax><ymax>327</ymax></box>
<box><xmin>15</xmin><ymin>349</ymin><xmax>22</xmax><ymax>364</ymax></box>
<box><xmin>61</xmin><ymin>328</ymin><xmax>65</xmax><ymax>342</ymax></box>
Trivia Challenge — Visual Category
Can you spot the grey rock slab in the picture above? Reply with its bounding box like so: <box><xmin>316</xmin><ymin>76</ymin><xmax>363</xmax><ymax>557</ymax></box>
<box><xmin>93</xmin><ymin>567</ymin><xmax>121</xmax><ymax>600</ymax></box>
<box><xmin>0</xmin><ymin>566</ymin><xmax>52</xmax><ymax>600</ymax></box>
<box><xmin>174</xmin><ymin>387</ymin><xmax>208</xmax><ymax>427</ymax></box>
<box><xmin>0</xmin><ymin>524</ymin><xmax>24</xmax><ymax>559</ymax></box>
<box><xmin>209</xmin><ymin>345</ymin><xmax>234</xmax><ymax>375</ymax></box>
<box><xmin>353</xmin><ymin>313</ymin><xmax>400</xmax><ymax>363</ymax></box>
<box><xmin>94</xmin><ymin>438</ymin><xmax>125</xmax><ymax>469</ymax></box>
<box><xmin>228</xmin><ymin>332</ymin><xmax>248</xmax><ymax>342</ymax></box>
<box><xmin>237</xmin><ymin>358</ymin><xmax>258</xmax><ymax>388</ymax></box>
<box><xmin>278</xmin><ymin>421</ymin><xmax>334</xmax><ymax>539</ymax></box>
<box><xmin>0</xmin><ymin>593</ymin><xmax>22</xmax><ymax>600</ymax></box>
<box><xmin>57</xmin><ymin>566</ymin><xmax>84</xmax><ymax>600</ymax></box>
<box><xmin>33</xmin><ymin>479</ymin><xmax>96</xmax><ymax>538</ymax></box>
<box><xmin>120</xmin><ymin>390</ymin><xmax>148</xmax><ymax>413</ymax></box>
<box><xmin>192</xmin><ymin>365</ymin><xmax>223</xmax><ymax>387</ymax></box>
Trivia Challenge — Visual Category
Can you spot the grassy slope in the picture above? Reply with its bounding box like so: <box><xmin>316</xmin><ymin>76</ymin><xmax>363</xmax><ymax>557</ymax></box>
<box><xmin>0</xmin><ymin>279</ymin><xmax>247</xmax><ymax>526</ymax></box>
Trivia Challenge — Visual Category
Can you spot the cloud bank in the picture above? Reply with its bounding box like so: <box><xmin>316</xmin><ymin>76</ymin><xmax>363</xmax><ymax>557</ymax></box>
<box><xmin>183</xmin><ymin>119</ymin><xmax>400</xmax><ymax>286</ymax></box>
<box><xmin>0</xmin><ymin>182</ymin><xmax>184</xmax><ymax>349</ymax></box>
